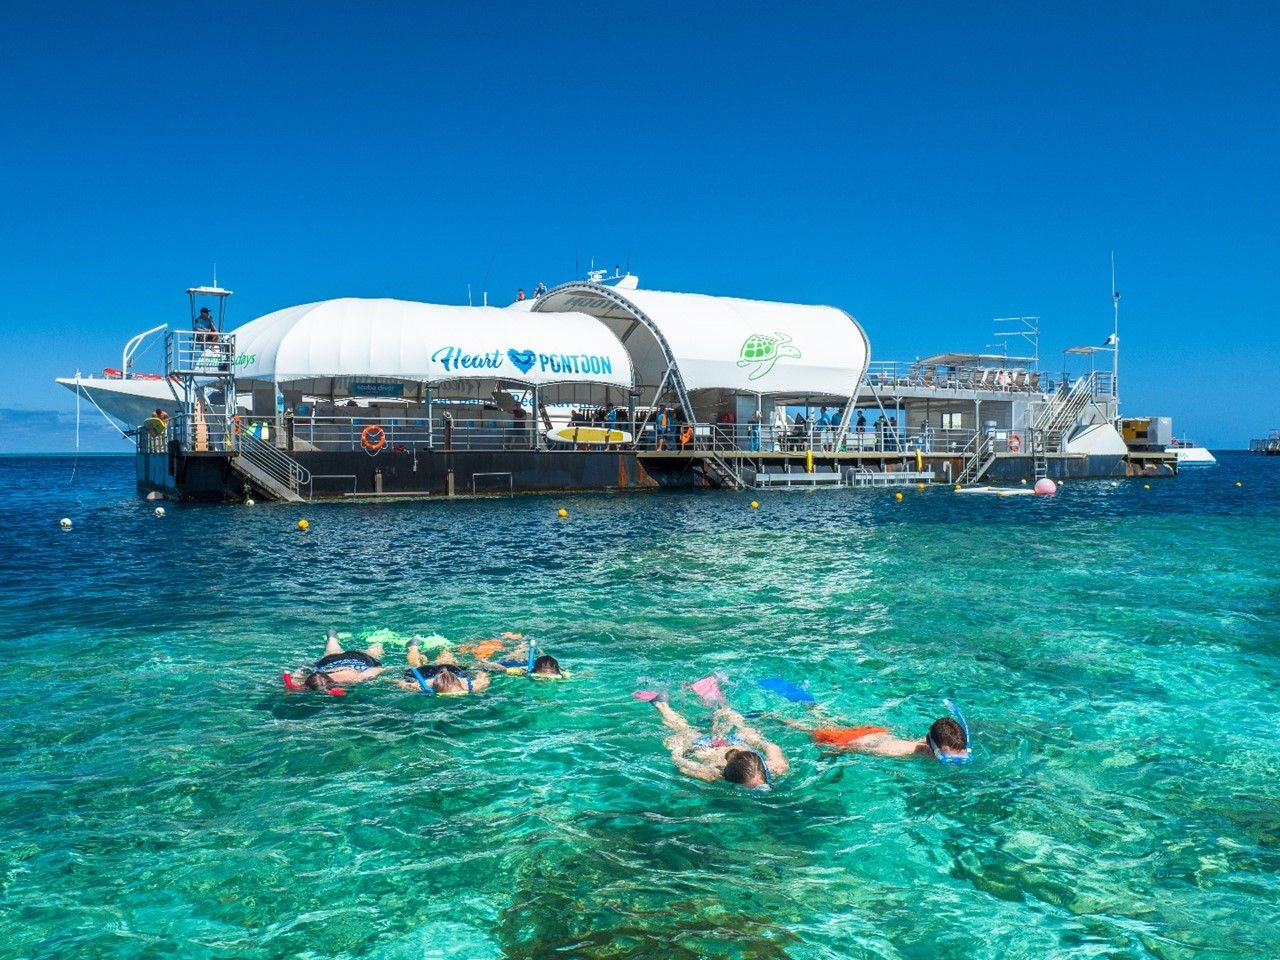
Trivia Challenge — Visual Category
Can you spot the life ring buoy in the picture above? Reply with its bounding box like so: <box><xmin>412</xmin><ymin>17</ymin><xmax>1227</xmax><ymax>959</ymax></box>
<box><xmin>1008</xmin><ymin>433</ymin><xmax>1022</xmax><ymax>452</ymax></box>
<box><xmin>361</xmin><ymin>424</ymin><xmax>386</xmax><ymax>452</ymax></box>
<box><xmin>232</xmin><ymin>415</ymin><xmax>242</xmax><ymax>435</ymax></box>
<box><xmin>679</xmin><ymin>424</ymin><xmax>693</xmax><ymax>446</ymax></box>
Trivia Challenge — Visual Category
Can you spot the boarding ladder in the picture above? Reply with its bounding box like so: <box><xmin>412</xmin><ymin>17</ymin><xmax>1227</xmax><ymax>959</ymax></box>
<box><xmin>956</xmin><ymin>430</ymin><xmax>997</xmax><ymax>485</ymax></box>
<box><xmin>1031</xmin><ymin>428</ymin><xmax>1050</xmax><ymax>481</ymax></box>
<box><xmin>230</xmin><ymin>430</ymin><xmax>311</xmax><ymax>502</ymax></box>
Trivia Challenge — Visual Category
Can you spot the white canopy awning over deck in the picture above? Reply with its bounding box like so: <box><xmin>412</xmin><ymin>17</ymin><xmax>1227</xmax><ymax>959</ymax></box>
<box><xmin>531</xmin><ymin>283</ymin><xmax>870</xmax><ymax>401</ymax></box>
<box><xmin>229</xmin><ymin>299</ymin><xmax>633</xmax><ymax>397</ymax></box>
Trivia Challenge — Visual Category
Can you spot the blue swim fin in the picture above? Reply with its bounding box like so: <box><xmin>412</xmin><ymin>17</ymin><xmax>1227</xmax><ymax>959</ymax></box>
<box><xmin>757</xmin><ymin>677</ymin><xmax>815</xmax><ymax>703</ymax></box>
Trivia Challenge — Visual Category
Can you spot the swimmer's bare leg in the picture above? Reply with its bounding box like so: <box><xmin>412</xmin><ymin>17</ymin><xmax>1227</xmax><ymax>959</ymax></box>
<box><xmin>364</xmin><ymin>642</ymin><xmax>384</xmax><ymax>660</ymax></box>
<box><xmin>406</xmin><ymin>637</ymin><xmax>425</xmax><ymax>668</ymax></box>
<box><xmin>322</xmin><ymin>628</ymin><xmax>343</xmax><ymax>657</ymax></box>
<box><xmin>654</xmin><ymin>700</ymin><xmax>697</xmax><ymax>737</ymax></box>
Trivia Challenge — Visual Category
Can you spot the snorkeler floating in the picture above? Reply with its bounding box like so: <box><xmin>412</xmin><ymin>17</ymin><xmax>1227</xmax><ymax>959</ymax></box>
<box><xmin>396</xmin><ymin>639</ymin><xmax>492</xmax><ymax>696</ymax></box>
<box><xmin>635</xmin><ymin>675</ymin><xmax>788</xmax><ymax>790</ymax></box>
<box><xmin>282</xmin><ymin>629</ymin><xmax>387</xmax><ymax>695</ymax></box>
<box><xmin>778</xmin><ymin>697</ymin><xmax>972</xmax><ymax>764</ymax></box>
<box><xmin>470</xmin><ymin>633</ymin><xmax>567</xmax><ymax>679</ymax></box>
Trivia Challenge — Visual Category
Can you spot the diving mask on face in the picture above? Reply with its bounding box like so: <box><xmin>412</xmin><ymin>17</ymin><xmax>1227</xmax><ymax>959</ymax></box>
<box><xmin>928</xmin><ymin>698</ymin><xmax>972</xmax><ymax>764</ymax></box>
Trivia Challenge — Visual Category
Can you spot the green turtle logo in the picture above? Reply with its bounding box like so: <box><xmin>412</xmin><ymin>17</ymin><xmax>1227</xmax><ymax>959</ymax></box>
<box><xmin>737</xmin><ymin>332</ymin><xmax>801</xmax><ymax>380</ymax></box>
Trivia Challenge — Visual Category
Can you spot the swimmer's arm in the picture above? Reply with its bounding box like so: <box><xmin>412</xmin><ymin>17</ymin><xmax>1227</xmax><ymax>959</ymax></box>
<box><xmin>469</xmin><ymin>672</ymin><xmax>492</xmax><ymax>693</ymax></box>
<box><xmin>670</xmin><ymin>752</ymin><xmax>719</xmax><ymax>782</ymax></box>
<box><xmin>392</xmin><ymin>678</ymin><xmax>421</xmax><ymax>691</ymax></box>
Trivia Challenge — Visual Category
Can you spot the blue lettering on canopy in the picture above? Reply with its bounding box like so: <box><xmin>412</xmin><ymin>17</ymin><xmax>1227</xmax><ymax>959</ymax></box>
<box><xmin>430</xmin><ymin>345</ymin><xmax>614</xmax><ymax>379</ymax></box>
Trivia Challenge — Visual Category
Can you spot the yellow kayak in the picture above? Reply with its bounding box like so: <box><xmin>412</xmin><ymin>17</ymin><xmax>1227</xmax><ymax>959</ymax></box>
<box><xmin>545</xmin><ymin>425</ymin><xmax>632</xmax><ymax>445</ymax></box>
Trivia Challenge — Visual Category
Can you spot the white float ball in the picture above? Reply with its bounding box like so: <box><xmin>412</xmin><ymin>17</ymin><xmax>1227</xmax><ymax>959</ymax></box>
<box><xmin>1033</xmin><ymin>478</ymin><xmax>1057</xmax><ymax>496</ymax></box>
<box><xmin>154</xmin><ymin>507</ymin><xmax>166</xmax><ymax>517</ymax></box>
<box><xmin>59</xmin><ymin>518</ymin><xmax>72</xmax><ymax>529</ymax></box>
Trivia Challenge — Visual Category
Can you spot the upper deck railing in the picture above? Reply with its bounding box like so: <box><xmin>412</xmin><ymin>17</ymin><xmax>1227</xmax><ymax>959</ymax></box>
<box><xmin>862</xmin><ymin>360</ymin><xmax>1117</xmax><ymax>398</ymax></box>
<box><xmin>167</xmin><ymin>330</ymin><xmax>235</xmax><ymax>377</ymax></box>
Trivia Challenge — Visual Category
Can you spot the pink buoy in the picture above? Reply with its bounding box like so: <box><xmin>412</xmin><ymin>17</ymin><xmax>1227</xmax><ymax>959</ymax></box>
<box><xmin>1034</xmin><ymin>478</ymin><xmax>1058</xmax><ymax>496</ymax></box>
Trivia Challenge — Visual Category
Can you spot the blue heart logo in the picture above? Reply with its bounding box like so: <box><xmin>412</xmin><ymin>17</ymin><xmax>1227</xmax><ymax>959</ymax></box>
<box><xmin>507</xmin><ymin>349</ymin><xmax>537</xmax><ymax>375</ymax></box>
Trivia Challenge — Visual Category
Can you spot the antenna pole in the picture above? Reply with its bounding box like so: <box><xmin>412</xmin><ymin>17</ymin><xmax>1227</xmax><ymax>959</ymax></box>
<box><xmin>1111</xmin><ymin>251</ymin><xmax>1120</xmax><ymax>420</ymax></box>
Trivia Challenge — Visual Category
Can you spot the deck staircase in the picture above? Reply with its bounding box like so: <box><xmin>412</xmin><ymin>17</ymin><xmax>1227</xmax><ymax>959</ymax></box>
<box><xmin>231</xmin><ymin>431</ymin><xmax>311</xmax><ymax>502</ymax></box>
<box><xmin>1031</xmin><ymin>372</ymin><xmax>1096</xmax><ymax>452</ymax></box>
<box><xmin>956</xmin><ymin>430</ymin><xmax>997</xmax><ymax>485</ymax></box>
<box><xmin>701</xmin><ymin>451</ymin><xmax>748</xmax><ymax>489</ymax></box>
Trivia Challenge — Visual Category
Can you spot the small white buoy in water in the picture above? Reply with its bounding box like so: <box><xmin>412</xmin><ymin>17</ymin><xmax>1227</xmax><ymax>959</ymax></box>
<box><xmin>154</xmin><ymin>507</ymin><xmax>166</xmax><ymax>517</ymax></box>
<box><xmin>245</xmin><ymin>498</ymin><xmax>255</xmax><ymax>506</ymax></box>
<box><xmin>1033</xmin><ymin>478</ymin><xmax>1057</xmax><ymax>496</ymax></box>
<box><xmin>1110</xmin><ymin>481</ymin><xmax>1119</xmax><ymax>487</ymax></box>
<box><xmin>59</xmin><ymin>518</ymin><xmax>72</xmax><ymax>529</ymax></box>
<box><xmin>146</xmin><ymin>490</ymin><xmax>162</xmax><ymax>501</ymax></box>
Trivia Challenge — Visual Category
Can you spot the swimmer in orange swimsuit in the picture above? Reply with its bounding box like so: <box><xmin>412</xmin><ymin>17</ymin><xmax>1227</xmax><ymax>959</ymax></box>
<box><xmin>787</xmin><ymin>713</ymin><xmax>970</xmax><ymax>762</ymax></box>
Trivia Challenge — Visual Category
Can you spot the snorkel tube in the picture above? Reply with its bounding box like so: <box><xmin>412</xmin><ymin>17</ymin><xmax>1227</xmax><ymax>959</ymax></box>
<box><xmin>926</xmin><ymin>698</ymin><xmax>972</xmax><ymax>764</ymax></box>
<box><xmin>409</xmin><ymin>667</ymin><xmax>435</xmax><ymax>697</ymax></box>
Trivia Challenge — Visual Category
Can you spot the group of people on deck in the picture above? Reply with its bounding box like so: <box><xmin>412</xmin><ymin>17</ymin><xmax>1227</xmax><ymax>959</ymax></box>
<box><xmin>285</xmin><ymin>631</ymin><xmax>970</xmax><ymax>793</ymax></box>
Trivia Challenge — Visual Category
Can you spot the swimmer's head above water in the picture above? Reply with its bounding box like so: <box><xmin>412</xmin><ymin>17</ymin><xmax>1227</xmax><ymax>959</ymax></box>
<box><xmin>303</xmin><ymin>670</ymin><xmax>338</xmax><ymax>692</ymax></box>
<box><xmin>531</xmin><ymin>654</ymin><xmax>562</xmax><ymax>677</ymax></box>
<box><xmin>722</xmin><ymin>748</ymin><xmax>770</xmax><ymax>789</ymax></box>
<box><xmin>926</xmin><ymin>716</ymin><xmax>970</xmax><ymax>764</ymax></box>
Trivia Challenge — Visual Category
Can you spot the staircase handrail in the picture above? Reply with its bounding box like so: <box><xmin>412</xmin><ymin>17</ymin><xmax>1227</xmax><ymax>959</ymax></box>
<box><xmin>234</xmin><ymin>431</ymin><xmax>312</xmax><ymax>494</ymax></box>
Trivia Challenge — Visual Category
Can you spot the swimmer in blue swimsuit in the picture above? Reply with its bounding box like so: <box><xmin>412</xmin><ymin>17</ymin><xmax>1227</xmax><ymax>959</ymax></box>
<box><xmin>647</xmin><ymin>695</ymin><xmax>787</xmax><ymax>789</ymax></box>
<box><xmin>294</xmin><ymin>629</ymin><xmax>387</xmax><ymax>691</ymax></box>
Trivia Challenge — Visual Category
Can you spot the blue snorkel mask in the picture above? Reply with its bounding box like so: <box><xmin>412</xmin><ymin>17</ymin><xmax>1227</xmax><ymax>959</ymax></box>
<box><xmin>927</xmin><ymin>698</ymin><xmax>972</xmax><ymax>765</ymax></box>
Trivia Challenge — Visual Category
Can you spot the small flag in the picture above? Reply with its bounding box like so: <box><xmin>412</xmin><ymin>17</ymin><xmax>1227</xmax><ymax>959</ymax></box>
<box><xmin>1103</xmin><ymin>333</ymin><xmax>1118</xmax><ymax>347</ymax></box>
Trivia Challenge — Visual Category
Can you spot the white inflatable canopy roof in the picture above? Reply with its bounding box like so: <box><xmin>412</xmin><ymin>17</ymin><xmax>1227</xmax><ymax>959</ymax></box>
<box><xmin>230</xmin><ymin>298</ymin><xmax>633</xmax><ymax>390</ymax></box>
<box><xmin>534</xmin><ymin>284</ymin><xmax>869</xmax><ymax>397</ymax></box>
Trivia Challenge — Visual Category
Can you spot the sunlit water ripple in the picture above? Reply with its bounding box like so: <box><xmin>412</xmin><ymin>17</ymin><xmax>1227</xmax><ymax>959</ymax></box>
<box><xmin>1</xmin><ymin>453</ymin><xmax>1277</xmax><ymax>959</ymax></box>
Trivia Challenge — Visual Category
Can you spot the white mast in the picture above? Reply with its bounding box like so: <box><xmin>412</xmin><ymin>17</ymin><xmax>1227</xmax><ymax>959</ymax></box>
<box><xmin>1111</xmin><ymin>251</ymin><xmax>1120</xmax><ymax>422</ymax></box>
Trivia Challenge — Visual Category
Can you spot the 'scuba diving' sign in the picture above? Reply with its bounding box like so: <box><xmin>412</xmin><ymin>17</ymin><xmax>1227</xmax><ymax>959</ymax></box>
<box><xmin>430</xmin><ymin>346</ymin><xmax>613</xmax><ymax>378</ymax></box>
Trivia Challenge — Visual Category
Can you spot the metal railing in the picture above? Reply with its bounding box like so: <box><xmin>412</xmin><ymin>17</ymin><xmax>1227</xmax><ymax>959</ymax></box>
<box><xmin>1032</xmin><ymin>371</ymin><xmax>1097</xmax><ymax>439</ymax></box>
<box><xmin>284</xmin><ymin>414</ymin><xmax>985</xmax><ymax>457</ymax></box>
<box><xmin>864</xmin><ymin>360</ymin><xmax>1059</xmax><ymax>395</ymax></box>
<box><xmin>167</xmin><ymin>330</ymin><xmax>236</xmax><ymax>376</ymax></box>
<box><xmin>234</xmin><ymin>429</ymin><xmax>311</xmax><ymax>495</ymax></box>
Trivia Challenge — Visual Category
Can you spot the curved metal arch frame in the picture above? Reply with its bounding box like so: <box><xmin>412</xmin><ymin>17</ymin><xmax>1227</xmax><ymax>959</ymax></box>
<box><xmin>535</xmin><ymin>282</ymin><xmax>694</xmax><ymax>422</ymax></box>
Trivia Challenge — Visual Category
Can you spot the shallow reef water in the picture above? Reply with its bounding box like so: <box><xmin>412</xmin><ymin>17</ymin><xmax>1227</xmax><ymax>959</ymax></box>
<box><xmin>1</xmin><ymin>453</ymin><xmax>1277</xmax><ymax>959</ymax></box>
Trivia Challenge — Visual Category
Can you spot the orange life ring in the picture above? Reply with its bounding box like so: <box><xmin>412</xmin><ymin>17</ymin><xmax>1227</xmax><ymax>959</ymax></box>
<box><xmin>233</xmin><ymin>415</ymin><xmax>242</xmax><ymax>435</ymax></box>
<box><xmin>1007</xmin><ymin>433</ymin><xmax>1022</xmax><ymax>452</ymax></box>
<box><xmin>361</xmin><ymin>424</ymin><xmax>386</xmax><ymax>452</ymax></box>
<box><xmin>679</xmin><ymin>424</ymin><xmax>693</xmax><ymax>446</ymax></box>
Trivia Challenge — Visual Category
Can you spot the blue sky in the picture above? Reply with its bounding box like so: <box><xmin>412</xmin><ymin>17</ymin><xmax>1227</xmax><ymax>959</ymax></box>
<box><xmin>2</xmin><ymin>0</ymin><xmax>1276</xmax><ymax>450</ymax></box>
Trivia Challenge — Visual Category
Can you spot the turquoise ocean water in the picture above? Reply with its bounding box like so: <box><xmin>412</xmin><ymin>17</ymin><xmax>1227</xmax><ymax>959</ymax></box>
<box><xmin>1</xmin><ymin>454</ymin><xmax>1277</xmax><ymax>959</ymax></box>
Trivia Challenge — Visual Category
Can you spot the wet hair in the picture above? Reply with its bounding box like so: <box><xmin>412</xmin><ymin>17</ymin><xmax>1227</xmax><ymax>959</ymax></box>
<box><xmin>722</xmin><ymin>749</ymin><xmax>767</xmax><ymax>786</ymax></box>
<box><xmin>928</xmin><ymin>716</ymin><xmax>968</xmax><ymax>752</ymax></box>
<box><xmin>532</xmin><ymin>654</ymin><xmax>561</xmax><ymax>676</ymax></box>
<box><xmin>432</xmin><ymin>669</ymin><xmax>466</xmax><ymax>694</ymax></box>
<box><xmin>303</xmin><ymin>670</ymin><xmax>335</xmax><ymax>691</ymax></box>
